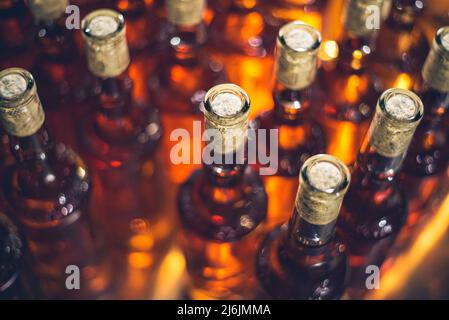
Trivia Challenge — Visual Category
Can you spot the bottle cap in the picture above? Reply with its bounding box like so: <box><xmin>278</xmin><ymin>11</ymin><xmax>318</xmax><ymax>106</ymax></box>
<box><xmin>422</xmin><ymin>26</ymin><xmax>449</xmax><ymax>92</ymax></box>
<box><xmin>0</xmin><ymin>68</ymin><xmax>45</xmax><ymax>137</ymax></box>
<box><xmin>82</xmin><ymin>9</ymin><xmax>130</xmax><ymax>78</ymax></box>
<box><xmin>167</xmin><ymin>0</ymin><xmax>205</xmax><ymax>27</ymax></box>
<box><xmin>28</xmin><ymin>0</ymin><xmax>68</xmax><ymax>22</ymax></box>
<box><xmin>344</xmin><ymin>0</ymin><xmax>385</xmax><ymax>37</ymax></box>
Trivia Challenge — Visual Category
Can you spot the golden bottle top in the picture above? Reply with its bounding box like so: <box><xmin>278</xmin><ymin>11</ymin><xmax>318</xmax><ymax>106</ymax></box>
<box><xmin>296</xmin><ymin>154</ymin><xmax>350</xmax><ymax>226</ymax></box>
<box><xmin>368</xmin><ymin>88</ymin><xmax>424</xmax><ymax>158</ymax></box>
<box><xmin>422</xmin><ymin>26</ymin><xmax>449</xmax><ymax>93</ymax></box>
<box><xmin>28</xmin><ymin>0</ymin><xmax>68</xmax><ymax>22</ymax></box>
<box><xmin>0</xmin><ymin>68</ymin><xmax>45</xmax><ymax>138</ymax></box>
<box><xmin>167</xmin><ymin>0</ymin><xmax>205</xmax><ymax>27</ymax></box>
<box><xmin>203</xmin><ymin>84</ymin><xmax>250</xmax><ymax>156</ymax></box>
<box><xmin>275</xmin><ymin>21</ymin><xmax>321</xmax><ymax>90</ymax></box>
<box><xmin>343</xmin><ymin>0</ymin><xmax>385</xmax><ymax>37</ymax></box>
<box><xmin>81</xmin><ymin>9</ymin><xmax>130</xmax><ymax>78</ymax></box>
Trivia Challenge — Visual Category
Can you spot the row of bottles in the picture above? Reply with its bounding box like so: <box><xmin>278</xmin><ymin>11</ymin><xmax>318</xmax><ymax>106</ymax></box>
<box><xmin>0</xmin><ymin>0</ymin><xmax>448</xmax><ymax>300</ymax></box>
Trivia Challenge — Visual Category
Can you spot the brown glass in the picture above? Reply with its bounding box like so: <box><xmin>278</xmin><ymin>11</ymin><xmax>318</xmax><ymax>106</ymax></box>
<box><xmin>338</xmin><ymin>146</ymin><xmax>408</xmax><ymax>298</ymax></box>
<box><xmin>3</xmin><ymin>125</ymin><xmax>111</xmax><ymax>299</ymax></box>
<box><xmin>257</xmin><ymin>206</ymin><xmax>348</xmax><ymax>299</ymax></box>
<box><xmin>0</xmin><ymin>0</ymin><xmax>34</xmax><ymax>70</ymax></box>
<box><xmin>402</xmin><ymin>82</ymin><xmax>449</xmax><ymax>212</ymax></box>
<box><xmin>252</xmin><ymin>82</ymin><xmax>325</xmax><ymax>227</ymax></box>
<box><xmin>178</xmin><ymin>136</ymin><xmax>267</xmax><ymax>298</ymax></box>
<box><xmin>373</xmin><ymin>0</ymin><xmax>429</xmax><ymax>91</ymax></box>
<box><xmin>316</xmin><ymin>29</ymin><xmax>380</xmax><ymax>165</ymax></box>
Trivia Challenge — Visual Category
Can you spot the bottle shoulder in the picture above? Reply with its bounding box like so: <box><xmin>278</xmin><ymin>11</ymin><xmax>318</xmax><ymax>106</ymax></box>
<box><xmin>178</xmin><ymin>166</ymin><xmax>267</xmax><ymax>242</ymax></box>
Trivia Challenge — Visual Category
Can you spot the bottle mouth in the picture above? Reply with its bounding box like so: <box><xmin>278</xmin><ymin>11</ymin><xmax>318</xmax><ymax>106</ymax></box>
<box><xmin>277</xmin><ymin>21</ymin><xmax>321</xmax><ymax>54</ymax></box>
<box><xmin>82</xmin><ymin>9</ymin><xmax>126</xmax><ymax>42</ymax></box>
<box><xmin>300</xmin><ymin>154</ymin><xmax>351</xmax><ymax>196</ymax></box>
<box><xmin>377</xmin><ymin>88</ymin><xmax>424</xmax><ymax>125</ymax></box>
<box><xmin>0</xmin><ymin>68</ymin><xmax>35</xmax><ymax>107</ymax></box>
<box><xmin>203</xmin><ymin>84</ymin><xmax>250</xmax><ymax>125</ymax></box>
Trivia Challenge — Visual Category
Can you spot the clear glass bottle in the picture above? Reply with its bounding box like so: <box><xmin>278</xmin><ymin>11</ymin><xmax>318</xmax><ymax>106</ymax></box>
<box><xmin>403</xmin><ymin>26</ymin><xmax>449</xmax><ymax>213</ymax></box>
<box><xmin>0</xmin><ymin>67</ymin><xmax>111</xmax><ymax>299</ymax></box>
<box><xmin>257</xmin><ymin>154</ymin><xmax>350</xmax><ymax>299</ymax></box>
<box><xmin>178</xmin><ymin>84</ymin><xmax>267</xmax><ymax>299</ymax></box>
<box><xmin>252</xmin><ymin>21</ymin><xmax>325</xmax><ymax>228</ymax></box>
<box><xmin>338</xmin><ymin>88</ymin><xmax>424</xmax><ymax>298</ymax></box>
<box><xmin>80</xmin><ymin>9</ymin><xmax>169</xmax><ymax>299</ymax></box>
<box><xmin>315</xmin><ymin>0</ymin><xmax>384</xmax><ymax>165</ymax></box>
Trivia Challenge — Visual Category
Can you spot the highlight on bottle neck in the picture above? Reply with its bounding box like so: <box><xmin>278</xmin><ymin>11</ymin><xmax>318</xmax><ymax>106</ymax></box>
<box><xmin>166</xmin><ymin>0</ymin><xmax>205</xmax><ymax>27</ymax></box>
<box><xmin>275</xmin><ymin>21</ymin><xmax>321</xmax><ymax>90</ymax></box>
<box><xmin>0</xmin><ymin>68</ymin><xmax>45</xmax><ymax>138</ymax></box>
<box><xmin>27</xmin><ymin>0</ymin><xmax>68</xmax><ymax>22</ymax></box>
<box><xmin>422</xmin><ymin>26</ymin><xmax>449</xmax><ymax>93</ymax></box>
<box><xmin>81</xmin><ymin>9</ymin><xmax>130</xmax><ymax>79</ymax></box>
<box><xmin>203</xmin><ymin>83</ymin><xmax>250</xmax><ymax>156</ymax></box>
<box><xmin>367</xmin><ymin>88</ymin><xmax>424</xmax><ymax>159</ymax></box>
<box><xmin>295</xmin><ymin>154</ymin><xmax>351</xmax><ymax>227</ymax></box>
<box><xmin>343</xmin><ymin>0</ymin><xmax>385</xmax><ymax>37</ymax></box>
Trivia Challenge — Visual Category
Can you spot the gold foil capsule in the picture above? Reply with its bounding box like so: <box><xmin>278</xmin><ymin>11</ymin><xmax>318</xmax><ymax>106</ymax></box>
<box><xmin>422</xmin><ymin>26</ymin><xmax>449</xmax><ymax>92</ymax></box>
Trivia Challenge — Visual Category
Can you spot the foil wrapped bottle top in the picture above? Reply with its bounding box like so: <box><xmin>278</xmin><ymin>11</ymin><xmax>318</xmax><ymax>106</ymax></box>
<box><xmin>344</xmin><ymin>0</ymin><xmax>385</xmax><ymax>37</ymax></box>
<box><xmin>28</xmin><ymin>0</ymin><xmax>68</xmax><ymax>22</ymax></box>
<box><xmin>368</xmin><ymin>88</ymin><xmax>424</xmax><ymax>158</ymax></box>
<box><xmin>81</xmin><ymin>9</ymin><xmax>130</xmax><ymax>78</ymax></box>
<box><xmin>296</xmin><ymin>154</ymin><xmax>351</xmax><ymax>226</ymax></box>
<box><xmin>166</xmin><ymin>0</ymin><xmax>205</xmax><ymax>27</ymax></box>
<box><xmin>0</xmin><ymin>68</ymin><xmax>45</xmax><ymax>137</ymax></box>
<box><xmin>422</xmin><ymin>26</ymin><xmax>449</xmax><ymax>92</ymax></box>
<box><xmin>275</xmin><ymin>21</ymin><xmax>321</xmax><ymax>90</ymax></box>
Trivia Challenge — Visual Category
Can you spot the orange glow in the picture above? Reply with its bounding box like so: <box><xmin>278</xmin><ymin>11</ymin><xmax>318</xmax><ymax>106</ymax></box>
<box><xmin>319</xmin><ymin>40</ymin><xmax>339</xmax><ymax>61</ymax></box>
<box><xmin>325</xmin><ymin>119</ymin><xmax>363</xmax><ymax>165</ymax></box>
<box><xmin>128</xmin><ymin>252</ymin><xmax>154</xmax><ymax>268</ymax></box>
<box><xmin>369</xmin><ymin>191</ymin><xmax>449</xmax><ymax>299</ymax></box>
<box><xmin>392</xmin><ymin>73</ymin><xmax>413</xmax><ymax>90</ymax></box>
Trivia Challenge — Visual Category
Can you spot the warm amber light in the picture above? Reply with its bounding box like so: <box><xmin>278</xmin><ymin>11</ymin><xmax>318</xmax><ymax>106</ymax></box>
<box><xmin>319</xmin><ymin>40</ymin><xmax>339</xmax><ymax>61</ymax></box>
<box><xmin>392</xmin><ymin>73</ymin><xmax>413</xmax><ymax>90</ymax></box>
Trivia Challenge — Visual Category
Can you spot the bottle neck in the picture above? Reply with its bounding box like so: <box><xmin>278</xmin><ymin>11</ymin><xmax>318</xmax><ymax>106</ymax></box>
<box><xmin>35</xmin><ymin>16</ymin><xmax>77</xmax><ymax>59</ymax></box>
<box><xmin>287</xmin><ymin>207</ymin><xmax>336</xmax><ymax>248</ymax></box>
<box><xmin>337</xmin><ymin>31</ymin><xmax>376</xmax><ymax>72</ymax></box>
<box><xmin>272</xmin><ymin>80</ymin><xmax>313</xmax><ymax>121</ymax></box>
<box><xmin>167</xmin><ymin>22</ymin><xmax>207</xmax><ymax>63</ymax></box>
<box><xmin>9</xmin><ymin>125</ymin><xmax>57</xmax><ymax>186</ymax></box>
<box><xmin>354</xmin><ymin>137</ymin><xmax>405</xmax><ymax>181</ymax></box>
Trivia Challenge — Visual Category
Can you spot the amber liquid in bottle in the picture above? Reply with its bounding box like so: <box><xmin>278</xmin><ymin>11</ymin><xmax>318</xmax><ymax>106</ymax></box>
<box><xmin>373</xmin><ymin>0</ymin><xmax>429</xmax><ymax>91</ymax></box>
<box><xmin>150</xmin><ymin>0</ymin><xmax>225</xmax><ymax>183</ymax></box>
<box><xmin>403</xmin><ymin>26</ymin><xmax>449</xmax><ymax>214</ymax></box>
<box><xmin>29</xmin><ymin>0</ymin><xmax>91</xmax><ymax>151</ymax></box>
<box><xmin>178</xmin><ymin>84</ymin><xmax>267</xmax><ymax>299</ymax></box>
<box><xmin>338</xmin><ymin>88</ymin><xmax>424</xmax><ymax>299</ymax></box>
<box><xmin>0</xmin><ymin>68</ymin><xmax>111</xmax><ymax>299</ymax></box>
<box><xmin>257</xmin><ymin>154</ymin><xmax>350</xmax><ymax>299</ymax></box>
<box><xmin>208</xmin><ymin>0</ymin><xmax>273</xmax><ymax>117</ymax></box>
<box><xmin>252</xmin><ymin>21</ymin><xmax>325</xmax><ymax>228</ymax></box>
<box><xmin>80</xmin><ymin>9</ymin><xmax>168</xmax><ymax>298</ymax></box>
<box><xmin>315</xmin><ymin>0</ymin><xmax>383</xmax><ymax>165</ymax></box>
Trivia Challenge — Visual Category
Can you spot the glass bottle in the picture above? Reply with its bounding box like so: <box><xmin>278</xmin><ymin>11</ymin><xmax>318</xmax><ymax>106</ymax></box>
<box><xmin>208</xmin><ymin>0</ymin><xmax>273</xmax><ymax>117</ymax></box>
<box><xmin>0</xmin><ymin>0</ymin><xmax>34</xmax><ymax>70</ymax></box>
<box><xmin>257</xmin><ymin>154</ymin><xmax>350</xmax><ymax>299</ymax></box>
<box><xmin>27</xmin><ymin>0</ymin><xmax>91</xmax><ymax>150</ymax></box>
<box><xmin>252</xmin><ymin>21</ymin><xmax>325</xmax><ymax>228</ymax></box>
<box><xmin>149</xmin><ymin>0</ymin><xmax>225</xmax><ymax>183</ymax></box>
<box><xmin>338</xmin><ymin>88</ymin><xmax>424</xmax><ymax>299</ymax></box>
<box><xmin>178</xmin><ymin>84</ymin><xmax>267</xmax><ymax>299</ymax></box>
<box><xmin>80</xmin><ymin>9</ymin><xmax>169</xmax><ymax>299</ymax></box>
<box><xmin>403</xmin><ymin>26</ymin><xmax>449</xmax><ymax>213</ymax></box>
<box><xmin>0</xmin><ymin>212</ymin><xmax>29</xmax><ymax>299</ymax></box>
<box><xmin>0</xmin><ymin>67</ymin><xmax>111</xmax><ymax>299</ymax></box>
<box><xmin>372</xmin><ymin>0</ymin><xmax>429</xmax><ymax>91</ymax></box>
<box><xmin>315</xmin><ymin>0</ymin><xmax>384</xmax><ymax>165</ymax></box>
